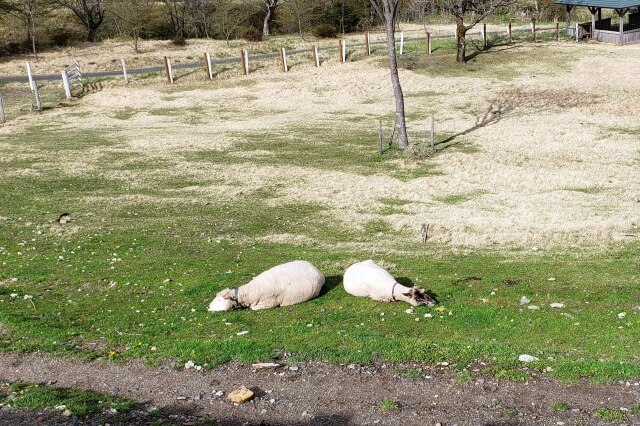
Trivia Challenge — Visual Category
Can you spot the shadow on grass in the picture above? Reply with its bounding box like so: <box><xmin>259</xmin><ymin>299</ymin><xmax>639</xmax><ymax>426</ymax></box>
<box><xmin>320</xmin><ymin>275</ymin><xmax>342</xmax><ymax>297</ymax></box>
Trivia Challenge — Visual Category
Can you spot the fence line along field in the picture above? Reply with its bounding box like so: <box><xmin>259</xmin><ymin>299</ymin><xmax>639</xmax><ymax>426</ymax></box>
<box><xmin>0</xmin><ymin>30</ymin><xmax>639</xmax><ymax>385</ymax></box>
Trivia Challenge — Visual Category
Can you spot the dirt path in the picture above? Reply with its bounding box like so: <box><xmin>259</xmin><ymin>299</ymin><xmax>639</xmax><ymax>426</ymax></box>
<box><xmin>0</xmin><ymin>353</ymin><xmax>639</xmax><ymax>425</ymax></box>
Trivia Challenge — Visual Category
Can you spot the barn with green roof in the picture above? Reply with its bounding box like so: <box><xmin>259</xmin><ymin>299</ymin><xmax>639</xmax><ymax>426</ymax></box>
<box><xmin>555</xmin><ymin>0</ymin><xmax>640</xmax><ymax>44</ymax></box>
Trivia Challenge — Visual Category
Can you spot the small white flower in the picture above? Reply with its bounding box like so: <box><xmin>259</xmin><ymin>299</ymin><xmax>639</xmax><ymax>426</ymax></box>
<box><xmin>618</xmin><ymin>312</ymin><xmax>626</xmax><ymax>319</ymax></box>
<box><xmin>236</xmin><ymin>330</ymin><xmax>249</xmax><ymax>336</ymax></box>
<box><xmin>23</xmin><ymin>295</ymin><xmax>33</xmax><ymax>300</ymax></box>
<box><xmin>405</xmin><ymin>308</ymin><xmax>414</xmax><ymax>314</ymax></box>
<box><xmin>10</xmin><ymin>293</ymin><xmax>18</xmax><ymax>298</ymax></box>
<box><xmin>424</xmin><ymin>313</ymin><xmax>433</xmax><ymax>318</ymax></box>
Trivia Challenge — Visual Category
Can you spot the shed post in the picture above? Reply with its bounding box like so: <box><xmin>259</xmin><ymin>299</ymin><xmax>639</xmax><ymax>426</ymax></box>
<box><xmin>616</xmin><ymin>8</ymin><xmax>626</xmax><ymax>45</ymax></box>
<box><xmin>588</xmin><ymin>7</ymin><xmax>598</xmax><ymax>40</ymax></box>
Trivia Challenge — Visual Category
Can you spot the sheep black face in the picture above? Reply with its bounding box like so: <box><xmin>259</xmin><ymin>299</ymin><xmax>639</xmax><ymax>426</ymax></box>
<box><xmin>403</xmin><ymin>286</ymin><xmax>436</xmax><ymax>307</ymax></box>
<box><xmin>208</xmin><ymin>289</ymin><xmax>239</xmax><ymax>312</ymax></box>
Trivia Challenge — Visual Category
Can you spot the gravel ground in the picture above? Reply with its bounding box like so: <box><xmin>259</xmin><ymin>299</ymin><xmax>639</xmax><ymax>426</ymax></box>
<box><xmin>1</xmin><ymin>352</ymin><xmax>639</xmax><ymax>425</ymax></box>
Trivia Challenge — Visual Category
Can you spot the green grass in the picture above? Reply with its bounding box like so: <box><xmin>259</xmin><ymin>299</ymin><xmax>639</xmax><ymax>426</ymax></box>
<box><xmin>3</xmin><ymin>382</ymin><xmax>136</xmax><ymax>417</ymax></box>
<box><xmin>594</xmin><ymin>407</ymin><xmax>628</xmax><ymax>422</ymax></box>
<box><xmin>0</xmin><ymin>107</ymin><xmax>639</xmax><ymax>384</ymax></box>
<box><xmin>552</xmin><ymin>401</ymin><xmax>569</xmax><ymax>410</ymax></box>
<box><xmin>435</xmin><ymin>191</ymin><xmax>488</xmax><ymax>205</ymax></box>
<box><xmin>403</xmin><ymin>368</ymin><xmax>423</xmax><ymax>379</ymax></box>
<box><xmin>380</xmin><ymin>399</ymin><xmax>400</xmax><ymax>410</ymax></box>
<box><xmin>454</xmin><ymin>371</ymin><xmax>474</xmax><ymax>383</ymax></box>
<box><xmin>184</xmin><ymin>125</ymin><xmax>433</xmax><ymax>181</ymax></box>
<box><xmin>395</xmin><ymin>39</ymin><xmax>576</xmax><ymax>80</ymax></box>
<box><xmin>563</xmin><ymin>186</ymin><xmax>606</xmax><ymax>194</ymax></box>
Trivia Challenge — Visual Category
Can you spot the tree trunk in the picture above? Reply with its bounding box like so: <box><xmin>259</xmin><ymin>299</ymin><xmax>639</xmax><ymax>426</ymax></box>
<box><xmin>456</xmin><ymin>17</ymin><xmax>467</xmax><ymax>64</ymax></box>
<box><xmin>87</xmin><ymin>26</ymin><xmax>97</xmax><ymax>42</ymax></box>
<box><xmin>262</xmin><ymin>6</ymin><xmax>272</xmax><ymax>37</ymax></box>
<box><xmin>384</xmin><ymin>19</ymin><xmax>408</xmax><ymax>149</ymax></box>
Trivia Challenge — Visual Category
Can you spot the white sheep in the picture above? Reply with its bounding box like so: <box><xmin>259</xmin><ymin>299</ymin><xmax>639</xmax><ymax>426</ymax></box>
<box><xmin>208</xmin><ymin>260</ymin><xmax>325</xmax><ymax>312</ymax></box>
<box><xmin>343</xmin><ymin>260</ymin><xmax>435</xmax><ymax>306</ymax></box>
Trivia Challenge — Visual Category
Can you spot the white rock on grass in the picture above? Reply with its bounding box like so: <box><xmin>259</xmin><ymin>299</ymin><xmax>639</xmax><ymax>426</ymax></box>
<box><xmin>550</xmin><ymin>303</ymin><xmax>565</xmax><ymax>308</ymax></box>
<box><xmin>252</xmin><ymin>362</ymin><xmax>281</xmax><ymax>370</ymax></box>
<box><xmin>518</xmin><ymin>354</ymin><xmax>539</xmax><ymax>362</ymax></box>
<box><xmin>519</xmin><ymin>296</ymin><xmax>531</xmax><ymax>305</ymax></box>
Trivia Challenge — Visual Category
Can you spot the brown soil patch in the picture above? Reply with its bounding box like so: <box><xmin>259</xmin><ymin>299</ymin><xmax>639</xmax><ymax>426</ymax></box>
<box><xmin>0</xmin><ymin>353</ymin><xmax>639</xmax><ymax>425</ymax></box>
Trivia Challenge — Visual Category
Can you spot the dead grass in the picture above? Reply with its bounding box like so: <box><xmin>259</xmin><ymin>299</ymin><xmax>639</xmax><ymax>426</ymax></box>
<box><xmin>1</xmin><ymin>40</ymin><xmax>639</xmax><ymax>250</ymax></box>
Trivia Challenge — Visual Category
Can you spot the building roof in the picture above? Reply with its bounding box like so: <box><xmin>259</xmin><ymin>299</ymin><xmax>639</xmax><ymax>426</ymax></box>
<box><xmin>555</xmin><ymin>0</ymin><xmax>640</xmax><ymax>8</ymax></box>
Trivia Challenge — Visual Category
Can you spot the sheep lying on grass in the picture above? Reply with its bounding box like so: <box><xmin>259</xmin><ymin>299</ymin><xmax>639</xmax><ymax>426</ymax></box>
<box><xmin>208</xmin><ymin>260</ymin><xmax>325</xmax><ymax>312</ymax></box>
<box><xmin>343</xmin><ymin>260</ymin><xmax>436</xmax><ymax>307</ymax></box>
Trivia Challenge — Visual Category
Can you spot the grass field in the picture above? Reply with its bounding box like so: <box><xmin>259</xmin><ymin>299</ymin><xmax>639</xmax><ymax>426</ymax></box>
<box><xmin>1</xmin><ymin>33</ymin><xmax>639</xmax><ymax>384</ymax></box>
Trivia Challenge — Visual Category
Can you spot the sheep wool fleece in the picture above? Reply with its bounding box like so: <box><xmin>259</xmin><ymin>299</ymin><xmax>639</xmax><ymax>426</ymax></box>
<box><xmin>238</xmin><ymin>260</ymin><xmax>325</xmax><ymax>310</ymax></box>
<box><xmin>343</xmin><ymin>260</ymin><xmax>398</xmax><ymax>301</ymax></box>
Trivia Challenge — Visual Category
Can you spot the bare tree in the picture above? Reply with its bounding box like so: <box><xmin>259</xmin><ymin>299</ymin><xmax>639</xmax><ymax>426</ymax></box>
<box><xmin>262</xmin><ymin>0</ymin><xmax>284</xmax><ymax>38</ymax></box>
<box><xmin>183</xmin><ymin>0</ymin><xmax>215</xmax><ymax>38</ymax></box>
<box><xmin>163</xmin><ymin>0</ymin><xmax>186</xmax><ymax>37</ymax></box>
<box><xmin>110</xmin><ymin>0</ymin><xmax>160</xmax><ymax>52</ymax></box>
<box><xmin>55</xmin><ymin>0</ymin><xmax>104</xmax><ymax>42</ymax></box>
<box><xmin>8</xmin><ymin>0</ymin><xmax>41</xmax><ymax>57</ymax></box>
<box><xmin>370</xmin><ymin>0</ymin><xmax>408</xmax><ymax>149</ymax></box>
<box><xmin>215</xmin><ymin>0</ymin><xmax>247</xmax><ymax>44</ymax></box>
<box><xmin>443</xmin><ymin>0</ymin><xmax>512</xmax><ymax>63</ymax></box>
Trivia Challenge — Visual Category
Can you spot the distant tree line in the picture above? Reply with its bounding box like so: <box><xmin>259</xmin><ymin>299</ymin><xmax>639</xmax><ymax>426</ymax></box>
<box><xmin>0</xmin><ymin>0</ymin><xmax>564</xmax><ymax>56</ymax></box>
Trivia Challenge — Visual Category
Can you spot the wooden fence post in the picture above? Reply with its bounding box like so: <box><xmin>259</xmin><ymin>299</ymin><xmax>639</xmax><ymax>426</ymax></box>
<box><xmin>508</xmin><ymin>22</ymin><xmax>512</xmax><ymax>44</ymax></box>
<box><xmin>163</xmin><ymin>56</ymin><xmax>174</xmax><ymax>84</ymax></box>
<box><xmin>556</xmin><ymin>21</ymin><xmax>560</xmax><ymax>41</ymax></box>
<box><xmin>26</xmin><ymin>60</ymin><xmax>35</xmax><ymax>91</ymax></box>
<box><xmin>121</xmin><ymin>58</ymin><xmax>129</xmax><ymax>84</ymax></box>
<box><xmin>204</xmin><ymin>52</ymin><xmax>214</xmax><ymax>80</ymax></box>
<box><xmin>279</xmin><ymin>47</ymin><xmax>288</xmax><ymax>72</ymax></box>
<box><xmin>575</xmin><ymin>22</ymin><xmax>579</xmax><ymax>41</ymax></box>
<box><xmin>0</xmin><ymin>95</ymin><xmax>5</xmax><ymax>124</ymax></box>
<box><xmin>311</xmin><ymin>45</ymin><xmax>320</xmax><ymax>67</ymax></box>
<box><xmin>33</xmin><ymin>82</ymin><xmax>42</xmax><ymax>111</ymax></box>
<box><xmin>240</xmin><ymin>49</ymin><xmax>250</xmax><ymax>75</ymax></box>
<box><xmin>339</xmin><ymin>39</ymin><xmax>347</xmax><ymax>63</ymax></box>
<box><xmin>61</xmin><ymin>70</ymin><xmax>71</xmax><ymax>99</ymax></box>
<box><xmin>482</xmin><ymin>23</ymin><xmax>487</xmax><ymax>49</ymax></box>
<box><xmin>399</xmin><ymin>31</ymin><xmax>404</xmax><ymax>55</ymax></box>
<box><xmin>426</xmin><ymin>32</ymin><xmax>432</xmax><ymax>54</ymax></box>
<box><xmin>365</xmin><ymin>31</ymin><xmax>371</xmax><ymax>55</ymax></box>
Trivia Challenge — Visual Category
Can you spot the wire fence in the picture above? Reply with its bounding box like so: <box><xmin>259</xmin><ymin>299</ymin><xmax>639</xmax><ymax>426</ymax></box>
<box><xmin>0</xmin><ymin>23</ymin><xmax>568</xmax><ymax>124</ymax></box>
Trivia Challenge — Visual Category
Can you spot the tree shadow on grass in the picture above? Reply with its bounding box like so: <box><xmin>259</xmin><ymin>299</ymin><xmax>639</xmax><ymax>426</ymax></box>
<box><xmin>434</xmin><ymin>98</ymin><xmax>514</xmax><ymax>152</ymax></box>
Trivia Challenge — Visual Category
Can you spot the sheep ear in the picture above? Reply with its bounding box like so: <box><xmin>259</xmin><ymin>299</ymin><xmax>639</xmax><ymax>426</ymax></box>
<box><xmin>402</xmin><ymin>292</ymin><xmax>411</xmax><ymax>297</ymax></box>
